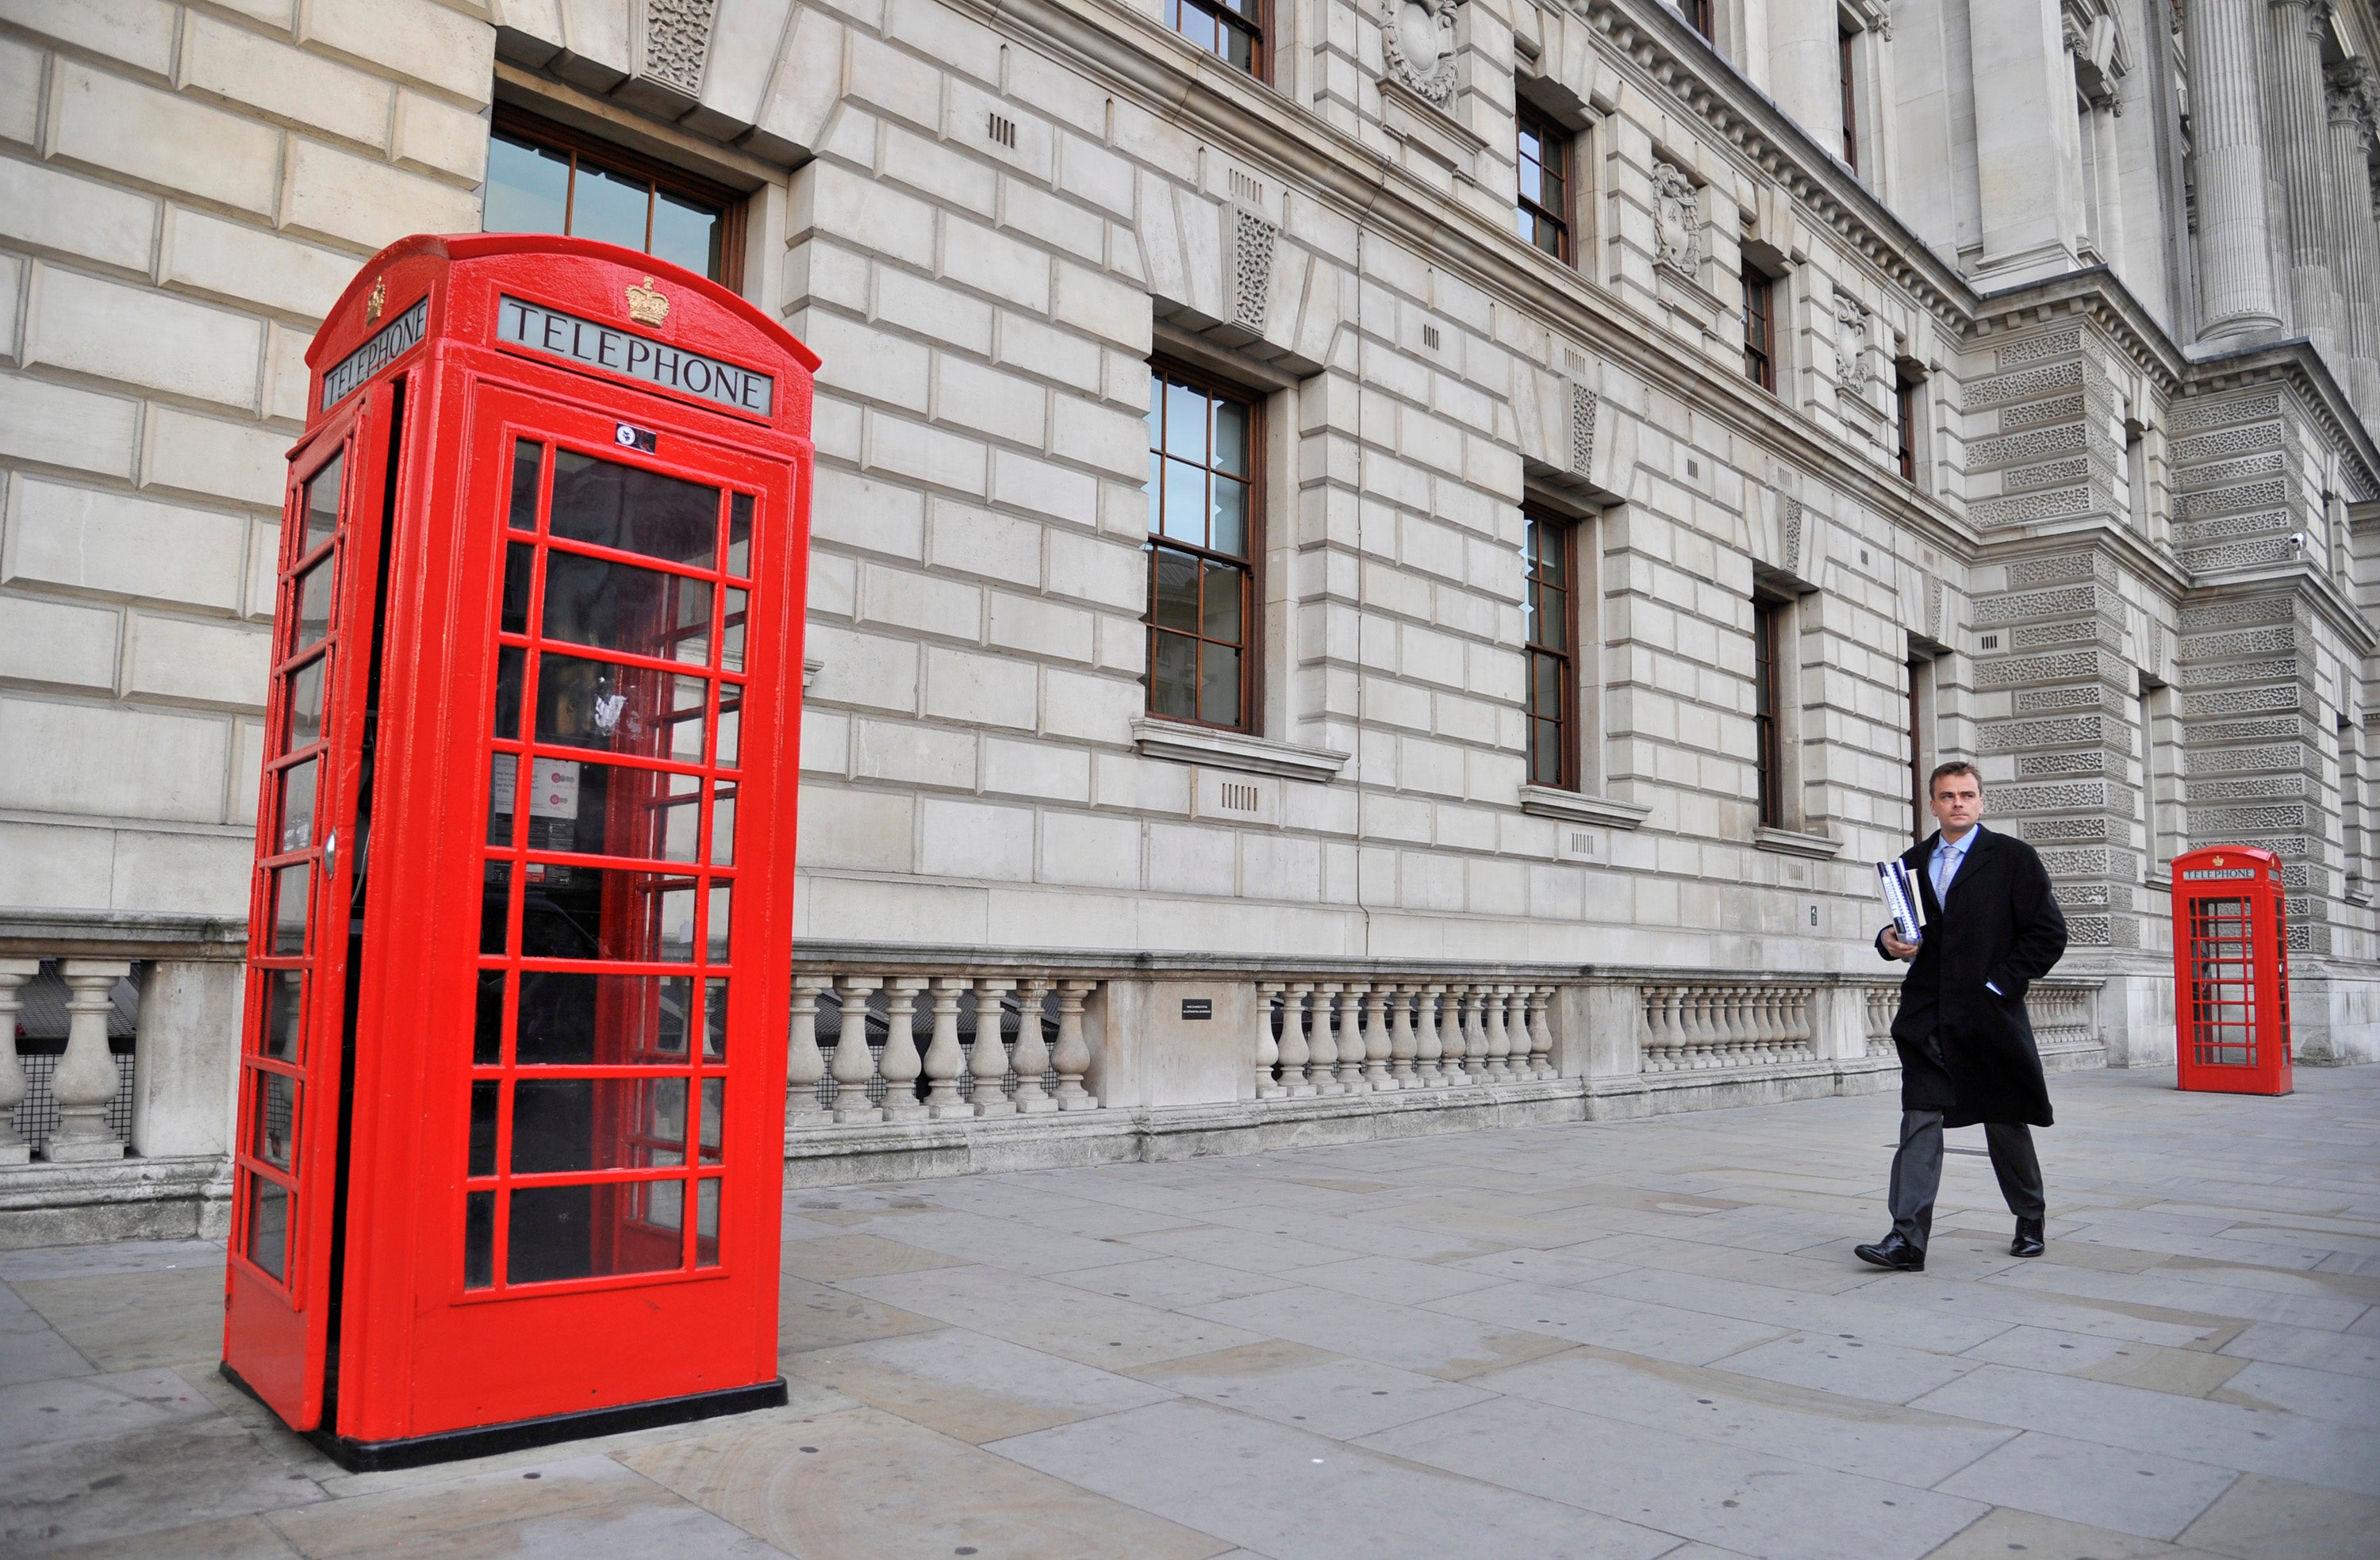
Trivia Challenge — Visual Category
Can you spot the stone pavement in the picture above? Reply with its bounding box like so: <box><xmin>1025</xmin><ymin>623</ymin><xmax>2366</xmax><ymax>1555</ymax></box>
<box><xmin>5</xmin><ymin>1065</ymin><xmax>2378</xmax><ymax>1560</ymax></box>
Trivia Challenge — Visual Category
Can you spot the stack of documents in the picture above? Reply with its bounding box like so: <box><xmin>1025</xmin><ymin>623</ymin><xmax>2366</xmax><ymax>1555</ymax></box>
<box><xmin>1876</xmin><ymin>859</ymin><xmax>1925</xmax><ymax>943</ymax></box>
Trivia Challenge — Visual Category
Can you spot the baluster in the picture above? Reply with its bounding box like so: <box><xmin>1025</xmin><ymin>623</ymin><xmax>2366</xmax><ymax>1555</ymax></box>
<box><xmin>1526</xmin><ymin>985</ymin><xmax>1556</xmax><ymax>1078</ymax></box>
<box><xmin>1417</xmin><ymin>983</ymin><xmax>1449</xmax><ymax>1085</ymax></box>
<box><xmin>1461</xmin><ymin>986</ymin><xmax>1490</xmax><ymax>1080</ymax></box>
<box><xmin>831</xmin><ymin>974</ymin><xmax>884</xmax><ymax>1123</ymax></box>
<box><xmin>1010</xmin><ymin>978</ymin><xmax>1056</xmax><ymax>1113</ymax></box>
<box><xmin>1690</xmin><ymin>986</ymin><xmax>1720</xmax><ymax>1067</ymax></box>
<box><xmin>1728</xmin><ymin>987</ymin><xmax>1756</xmax><ymax>1067</ymax></box>
<box><xmin>46</xmin><ymin>960</ymin><xmax>129</xmax><ymax>1162</ymax></box>
<box><xmin>786</xmin><ymin>975</ymin><xmax>831</xmax><ymax>1128</ymax></box>
<box><xmin>1253</xmin><ymin>979</ymin><xmax>1284</xmax><ymax>1099</ymax></box>
<box><xmin>0</xmin><ymin>960</ymin><xmax>37</xmax><ymax>1163</ymax></box>
<box><xmin>1638</xmin><ymin>986</ymin><xmax>1668</xmax><ymax>1071</ymax></box>
<box><xmin>1310</xmin><ymin>982</ymin><xmax>1343</xmax><ymax>1095</ymax></box>
<box><xmin>1279</xmin><ymin>982</ymin><xmax>1315</xmax><ymax>1096</ymax></box>
<box><xmin>1341</xmin><ymin>982</ymin><xmax>1374</xmax><ymax>1092</ymax></box>
<box><xmin>1480</xmin><ymin>984</ymin><xmax>1511</xmax><ymax>1081</ymax></box>
<box><xmin>1051</xmin><ymin>980</ymin><xmax>1096</xmax><ymax>1109</ymax></box>
<box><xmin>1431</xmin><ymin>984</ymin><xmax>1464</xmax><ymax>1085</ymax></box>
<box><xmin>878</xmin><ymin>977</ymin><xmax>929</xmax><ymax>1121</ymax></box>
<box><xmin>923</xmin><ymin>977</ymin><xmax>970</xmax><ymax>1118</ymax></box>
<box><xmin>1388</xmin><ymin>984</ymin><xmax>1418</xmax><ymax>1088</ymax></box>
<box><xmin>1751</xmin><ymin>988</ymin><xmax>1777</xmax><ymax>1064</ymax></box>
<box><xmin>970</xmin><ymin>978</ymin><xmax>1018</xmax><ymax>1117</ymax></box>
<box><xmin>1503</xmin><ymin>987</ymin><xmax>1531</xmax><ymax>1080</ymax></box>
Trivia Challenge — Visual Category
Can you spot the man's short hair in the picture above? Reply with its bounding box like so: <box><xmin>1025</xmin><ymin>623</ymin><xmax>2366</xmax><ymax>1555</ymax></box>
<box><xmin>1929</xmin><ymin>761</ymin><xmax>1982</xmax><ymax>798</ymax></box>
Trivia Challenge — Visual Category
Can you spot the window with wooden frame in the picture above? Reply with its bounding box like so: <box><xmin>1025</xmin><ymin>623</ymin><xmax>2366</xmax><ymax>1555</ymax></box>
<box><xmin>1164</xmin><ymin>0</ymin><xmax>1264</xmax><ymax>75</ymax></box>
<box><xmin>1742</xmin><ymin>268</ymin><xmax>1777</xmax><ymax>392</ymax></box>
<box><xmin>1145</xmin><ymin>366</ymin><xmax>1260</xmax><ymax>731</ymax></box>
<box><xmin>1523</xmin><ymin>513</ymin><xmax>1576</xmax><ymax>789</ymax></box>
<box><xmin>1894</xmin><ymin>366</ymin><xmax>1920</xmax><ymax>481</ymax></box>
<box><xmin>1839</xmin><ymin>28</ymin><xmax>1860</xmax><ymax>171</ymax></box>
<box><xmin>1683</xmin><ymin>0</ymin><xmax>1716</xmax><ymax>41</ymax></box>
<box><xmin>1516</xmin><ymin>102</ymin><xmax>1572</xmax><ymax>263</ymax></box>
<box><xmin>1754</xmin><ymin>596</ymin><xmax>1787</xmax><ymax>828</ymax></box>
<box><xmin>483</xmin><ymin>105</ymin><xmax>747</xmax><ymax>289</ymax></box>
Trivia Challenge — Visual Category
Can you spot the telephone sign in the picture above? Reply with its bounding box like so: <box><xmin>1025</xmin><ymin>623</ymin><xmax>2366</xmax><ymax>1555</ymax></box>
<box><xmin>221</xmin><ymin>234</ymin><xmax>816</xmax><ymax>1470</ymax></box>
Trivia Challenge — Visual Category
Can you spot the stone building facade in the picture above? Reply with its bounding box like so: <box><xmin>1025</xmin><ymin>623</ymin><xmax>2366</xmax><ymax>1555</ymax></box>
<box><xmin>0</xmin><ymin>0</ymin><xmax>2374</xmax><ymax>1239</ymax></box>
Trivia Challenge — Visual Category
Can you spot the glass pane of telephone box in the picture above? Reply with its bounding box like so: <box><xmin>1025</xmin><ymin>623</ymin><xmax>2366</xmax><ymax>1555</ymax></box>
<box><xmin>514</xmin><ymin>972</ymin><xmax>701</xmax><ymax>1065</ymax></box>
<box><xmin>518</xmin><ymin>865</ymin><xmax>700</xmax><ymax>961</ymax></box>
<box><xmin>496</xmin><ymin>756</ymin><xmax>702</xmax><ymax>864</ymax></box>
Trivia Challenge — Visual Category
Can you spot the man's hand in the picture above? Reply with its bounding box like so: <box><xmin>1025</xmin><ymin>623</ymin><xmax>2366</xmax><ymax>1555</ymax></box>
<box><xmin>1881</xmin><ymin>929</ymin><xmax>1921</xmax><ymax>961</ymax></box>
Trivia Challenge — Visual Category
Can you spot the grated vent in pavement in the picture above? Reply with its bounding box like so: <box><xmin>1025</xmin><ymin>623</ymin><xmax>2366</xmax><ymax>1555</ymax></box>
<box><xmin>4</xmin><ymin>1066</ymin><xmax>2376</xmax><ymax>1558</ymax></box>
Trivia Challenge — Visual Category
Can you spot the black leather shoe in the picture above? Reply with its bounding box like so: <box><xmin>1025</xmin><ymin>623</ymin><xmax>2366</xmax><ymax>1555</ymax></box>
<box><xmin>1854</xmin><ymin>1233</ymin><xmax>1925</xmax><ymax>1272</ymax></box>
<box><xmin>2010</xmin><ymin>1218</ymin><xmax>2045</xmax><ymax>1259</ymax></box>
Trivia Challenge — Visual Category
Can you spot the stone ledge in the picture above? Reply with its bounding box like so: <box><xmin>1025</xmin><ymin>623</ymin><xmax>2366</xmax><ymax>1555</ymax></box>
<box><xmin>0</xmin><ymin>1154</ymin><xmax>232</xmax><ymax>1249</ymax></box>
<box><xmin>1753</xmin><ymin>825</ymin><xmax>1846</xmax><ymax>860</ymax></box>
<box><xmin>1128</xmin><ymin>718</ymin><xmax>1349</xmax><ymax>782</ymax></box>
<box><xmin>1518</xmin><ymin>786</ymin><xmax>1652</xmax><ymax>829</ymax></box>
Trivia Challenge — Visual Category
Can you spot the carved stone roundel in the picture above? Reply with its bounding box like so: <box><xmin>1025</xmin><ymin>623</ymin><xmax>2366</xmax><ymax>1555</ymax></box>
<box><xmin>1381</xmin><ymin>0</ymin><xmax>1460</xmax><ymax>109</ymax></box>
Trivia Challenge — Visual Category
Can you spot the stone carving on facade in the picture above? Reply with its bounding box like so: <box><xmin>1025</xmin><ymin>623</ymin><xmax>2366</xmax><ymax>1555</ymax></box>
<box><xmin>2062</xmin><ymin>0</ymin><xmax>2131</xmax><ymax>111</ymax></box>
<box><xmin>1780</xmin><ymin>496</ymin><xmax>1803</xmax><ymax>574</ymax></box>
<box><xmin>1230</xmin><ymin>206</ymin><xmax>1278</xmax><ymax>332</ymax></box>
<box><xmin>642</xmin><ymin>0</ymin><xmax>719</xmax><ymax>96</ymax></box>
<box><xmin>1569</xmin><ymin>383</ymin><xmax>1598</xmax><ymax>475</ymax></box>
<box><xmin>1652</xmin><ymin>162</ymin><xmax>1700</xmax><ymax>275</ymax></box>
<box><xmin>1833</xmin><ymin>293</ymin><xmax>1873</xmax><ymax>394</ymax></box>
<box><xmin>1380</xmin><ymin>0</ymin><xmax>1462</xmax><ymax>109</ymax></box>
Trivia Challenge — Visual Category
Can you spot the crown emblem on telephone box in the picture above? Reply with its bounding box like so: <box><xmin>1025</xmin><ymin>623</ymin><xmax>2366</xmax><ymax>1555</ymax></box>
<box><xmin>626</xmin><ymin>277</ymin><xmax>670</xmax><ymax>326</ymax></box>
<box><xmin>364</xmin><ymin>277</ymin><xmax>385</xmax><ymax>324</ymax></box>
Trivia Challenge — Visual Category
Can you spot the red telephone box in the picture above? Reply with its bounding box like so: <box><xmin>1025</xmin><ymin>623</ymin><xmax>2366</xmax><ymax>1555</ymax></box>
<box><xmin>2171</xmin><ymin>845</ymin><xmax>2294</xmax><ymax>1096</ymax></box>
<box><xmin>221</xmin><ymin>234</ymin><xmax>816</xmax><ymax>1469</ymax></box>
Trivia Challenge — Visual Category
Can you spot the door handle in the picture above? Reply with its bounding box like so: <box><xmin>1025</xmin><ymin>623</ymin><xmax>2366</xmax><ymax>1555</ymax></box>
<box><xmin>324</xmin><ymin>830</ymin><xmax>338</xmax><ymax>880</ymax></box>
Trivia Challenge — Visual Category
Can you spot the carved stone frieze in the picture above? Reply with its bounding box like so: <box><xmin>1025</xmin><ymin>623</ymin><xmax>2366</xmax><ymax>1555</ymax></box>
<box><xmin>643</xmin><ymin>0</ymin><xmax>718</xmax><ymax>97</ymax></box>
<box><xmin>1231</xmin><ymin>206</ymin><xmax>1279</xmax><ymax>332</ymax></box>
<box><xmin>1652</xmin><ymin>162</ymin><xmax>1699</xmax><ymax>274</ymax></box>
<box><xmin>1568</xmin><ymin>384</ymin><xmax>1598</xmax><ymax>474</ymax></box>
<box><xmin>1380</xmin><ymin>0</ymin><xmax>1462</xmax><ymax>109</ymax></box>
<box><xmin>1833</xmin><ymin>293</ymin><xmax>1872</xmax><ymax>394</ymax></box>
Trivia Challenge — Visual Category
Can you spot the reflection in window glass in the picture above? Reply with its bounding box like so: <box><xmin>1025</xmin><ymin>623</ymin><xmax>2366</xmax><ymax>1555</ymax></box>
<box><xmin>482</xmin><ymin>117</ymin><xmax>733</xmax><ymax>284</ymax></box>
<box><xmin>549</xmin><ymin>451</ymin><xmax>720</xmax><ymax>567</ymax></box>
<box><xmin>695</xmin><ymin>1178</ymin><xmax>720</xmax><ymax>1266</ymax></box>
<box><xmin>540</xmin><ymin>550</ymin><xmax>712</xmax><ymax>665</ymax></box>
<box><xmin>263</xmin><ymin>971</ymin><xmax>302</xmax><ymax>1062</ymax></box>
<box><xmin>571</xmin><ymin>159</ymin><xmax>650</xmax><ymax>251</ymax></box>
<box><xmin>302</xmin><ymin>454</ymin><xmax>344</xmax><ymax>556</ymax></box>
<box><xmin>517</xmin><ymin>864</ymin><xmax>700</xmax><ymax>962</ymax></box>
<box><xmin>727</xmin><ymin>494</ymin><xmax>752</xmax><ymax>577</ymax></box>
<box><xmin>704</xmin><ymin>978</ymin><xmax>728</xmax><ymax>1059</ymax></box>
<box><xmin>483</xmin><ymin>132</ymin><xmax>571</xmax><ymax>237</ymax></box>
<box><xmin>278</xmin><ymin>758</ymin><xmax>318</xmax><ymax>853</ymax></box>
<box><xmin>253</xmin><ymin>1072</ymin><xmax>298</xmax><ymax>1171</ymax></box>
<box><xmin>515</xmin><ymin>972</ymin><xmax>704</xmax><ymax>1065</ymax></box>
<box><xmin>710</xmin><ymin>783</ymin><xmax>735</xmax><ymax>867</ymax></box>
<box><xmin>493</xmin><ymin>647</ymin><xmax>525</xmax><ymax>741</ymax></box>
<box><xmin>286</xmin><ymin>659</ymin><xmax>326</xmax><ymax>750</ymax></box>
<box><xmin>271</xmin><ymin>864</ymin><xmax>309</xmax><ymax>956</ymax></box>
<box><xmin>511</xmin><ymin>1076</ymin><xmax>685</xmax><ymax>1173</ymax></box>
<box><xmin>1144</xmin><ymin>370</ymin><xmax>1255</xmax><ymax>730</ymax></box>
<box><xmin>248</xmin><ymin>1175</ymin><xmax>289</xmax><ymax>1282</ymax></box>
<box><xmin>533</xmin><ymin>652</ymin><xmax>708</xmax><ymax>765</ymax></box>
<box><xmin>294</xmin><ymin>559</ymin><xmax>335</xmax><ymax>652</ymax></box>
<box><xmin>653</xmin><ymin>189</ymin><xmax>725</xmax><ymax>279</ymax></box>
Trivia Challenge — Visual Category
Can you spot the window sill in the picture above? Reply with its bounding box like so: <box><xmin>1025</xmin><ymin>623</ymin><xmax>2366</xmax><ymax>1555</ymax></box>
<box><xmin>2145</xmin><ymin>872</ymin><xmax>2172</xmax><ymax>892</ymax></box>
<box><xmin>1518</xmin><ymin>786</ymin><xmax>1651</xmax><ymax>830</ymax></box>
<box><xmin>1130</xmin><ymin>717</ymin><xmax>1349</xmax><ymax>783</ymax></box>
<box><xmin>1753</xmin><ymin>825</ymin><xmax>1844</xmax><ymax>860</ymax></box>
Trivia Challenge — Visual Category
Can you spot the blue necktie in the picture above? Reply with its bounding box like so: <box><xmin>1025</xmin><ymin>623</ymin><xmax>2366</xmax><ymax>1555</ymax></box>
<box><xmin>1932</xmin><ymin>843</ymin><xmax>1957</xmax><ymax>903</ymax></box>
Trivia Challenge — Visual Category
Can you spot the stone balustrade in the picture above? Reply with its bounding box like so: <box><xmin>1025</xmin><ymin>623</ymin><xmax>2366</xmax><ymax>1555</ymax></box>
<box><xmin>1252</xmin><ymin>979</ymin><xmax>1559</xmax><ymax>1098</ymax></box>
<box><xmin>1637</xmin><ymin>983</ymin><xmax>1821</xmax><ymax>1072</ymax></box>
<box><xmin>787</xmin><ymin>967</ymin><xmax>1100</xmax><ymax>1127</ymax></box>
<box><xmin>0</xmin><ymin>960</ymin><xmax>140</xmax><ymax>1164</ymax></box>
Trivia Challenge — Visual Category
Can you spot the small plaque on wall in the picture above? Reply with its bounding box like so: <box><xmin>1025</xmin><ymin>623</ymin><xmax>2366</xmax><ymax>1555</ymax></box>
<box><xmin>1180</xmin><ymin>998</ymin><xmax>1213</xmax><ymax>1021</ymax></box>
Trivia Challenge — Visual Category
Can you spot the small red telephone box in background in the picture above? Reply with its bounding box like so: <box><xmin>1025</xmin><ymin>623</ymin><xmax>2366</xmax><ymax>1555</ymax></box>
<box><xmin>221</xmin><ymin>234</ymin><xmax>816</xmax><ymax>1469</ymax></box>
<box><xmin>2171</xmin><ymin>845</ymin><xmax>2294</xmax><ymax>1096</ymax></box>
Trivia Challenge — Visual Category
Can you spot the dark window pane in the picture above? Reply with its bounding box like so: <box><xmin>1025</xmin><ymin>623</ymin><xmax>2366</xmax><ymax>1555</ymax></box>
<box><xmin>483</xmin><ymin>131</ymin><xmax>571</xmax><ymax>236</ymax></box>
<box><xmin>501</xmin><ymin>542</ymin><xmax>534</xmax><ymax>635</ymax></box>
<box><xmin>262</xmin><ymin>971</ymin><xmax>302</xmax><ymax>1062</ymax></box>
<box><xmin>302</xmin><ymin>453</ymin><xmax>344</xmax><ymax>556</ymax></box>
<box><xmin>697</xmin><ymin>1078</ymin><xmax>724</xmax><ymax>1163</ymax></box>
<box><xmin>271</xmin><ymin>864</ymin><xmax>309</xmax><ymax>956</ymax></box>
<box><xmin>727</xmin><ymin>493</ymin><xmax>751</xmax><ymax>577</ymax></box>
<box><xmin>516</xmin><ymin>972</ymin><xmax>702</xmax><ymax>1066</ymax></box>
<box><xmin>278</xmin><ymin>758</ymin><xmax>318</xmax><ymax>853</ymax></box>
<box><xmin>469</xmin><ymin>1080</ymin><xmax>499</xmax><ymax>1176</ymax></box>
<box><xmin>474</xmin><ymin>969</ymin><xmax>505</xmax><ymax>1065</ymax></box>
<box><xmin>1202</xmin><ymin>559</ymin><xmax>1242</xmax><ymax>642</ymax></box>
<box><xmin>541</xmin><ymin>550</ymin><xmax>712</xmax><ymax>665</ymax></box>
<box><xmin>287</xmin><ymin>659</ymin><xmax>325</xmax><ymax>750</ymax></box>
<box><xmin>549</xmin><ymin>450</ymin><xmax>720</xmax><ymax>568</ymax></box>
<box><xmin>463</xmin><ymin>1190</ymin><xmax>495</xmax><ymax>1289</ymax></box>
<box><xmin>704</xmin><ymin>978</ymin><xmax>727</xmax><ymax>1059</ymax></box>
<box><xmin>1150</xmin><ymin>631</ymin><xmax>1198</xmax><ymax>718</ymax></box>
<box><xmin>511</xmin><ymin>1076</ymin><xmax>686</xmax><ymax>1173</ymax></box>
<box><xmin>506</xmin><ymin>1182</ymin><xmax>685</xmax><ymax>1284</ymax></box>
<box><xmin>519</xmin><ymin>864</ymin><xmax>698</xmax><ymax>962</ymax></box>
<box><xmin>1152</xmin><ymin>547</ymin><xmax>1200</xmax><ymax>633</ymax></box>
<box><xmin>252</xmin><ymin>1071</ymin><xmax>297</xmax><ymax>1171</ymax></box>
<box><xmin>1213</xmin><ymin>399</ymin><xmax>1250</xmax><ymax>477</ymax></box>
<box><xmin>1537</xmin><ymin>586</ymin><xmax>1567</xmax><ymax>652</ymax></box>
<box><xmin>652</xmin><ymin>188</ymin><xmax>724</xmax><ymax>279</ymax></box>
<box><xmin>571</xmin><ymin>160</ymin><xmax>650</xmax><ymax>251</ymax></box>
<box><xmin>533</xmin><ymin>651</ymin><xmax>708</xmax><ymax>764</ymax></box>
<box><xmin>1199</xmin><ymin>643</ymin><xmax>1241</xmax><ymax>726</ymax></box>
<box><xmin>509</xmin><ymin>440</ymin><xmax>542</xmax><ymax>531</ymax></box>
<box><xmin>482</xmin><ymin>860</ymin><xmax>510</xmax><ymax>955</ymax></box>
<box><xmin>490</xmin><ymin>646</ymin><xmax>526</xmax><ymax>742</ymax></box>
<box><xmin>1530</xmin><ymin>650</ymin><xmax>1563</xmax><ymax>715</ymax></box>
<box><xmin>248</xmin><ymin>1177</ymin><xmax>289</xmax><ymax>1282</ymax></box>
<box><xmin>1223</xmin><ymin>15</ymin><xmax>1253</xmax><ymax>69</ymax></box>
<box><xmin>294</xmin><ymin>558</ymin><xmax>335</xmax><ymax>652</ymax></box>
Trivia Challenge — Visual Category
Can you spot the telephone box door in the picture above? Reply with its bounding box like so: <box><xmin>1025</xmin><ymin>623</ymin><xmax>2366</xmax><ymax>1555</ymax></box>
<box><xmin>2173</xmin><ymin>846</ymin><xmax>2293</xmax><ymax>1096</ymax></box>
<box><xmin>223</xmin><ymin>384</ymin><xmax>397</xmax><ymax>1429</ymax></box>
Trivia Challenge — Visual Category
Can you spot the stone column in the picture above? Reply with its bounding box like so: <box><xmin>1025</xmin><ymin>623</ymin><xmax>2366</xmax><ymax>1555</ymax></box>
<box><xmin>2324</xmin><ymin>60</ymin><xmax>2380</xmax><ymax>416</ymax></box>
<box><xmin>2267</xmin><ymin>0</ymin><xmax>2342</xmax><ymax>362</ymax></box>
<box><xmin>972</xmin><ymin>979</ymin><xmax>1019</xmax><ymax>1117</ymax></box>
<box><xmin>2188</xmin><ymin>0</ymin><xmax>2286</xmax><ymax>337</ymax></box>
<box><xmin>48</xmin><ymin>960</ymin><xmax>131</xmax><ymax>1163</ymax></box>
<box><xmin>1768</xmin><ymin>0</ymin><xmax>1845</xmax><ymax>162</ymax></box>
<box><xmin>0</xmin><ymin>960</ymin><xmax>38</xmax><ymax>1163</ymax></box>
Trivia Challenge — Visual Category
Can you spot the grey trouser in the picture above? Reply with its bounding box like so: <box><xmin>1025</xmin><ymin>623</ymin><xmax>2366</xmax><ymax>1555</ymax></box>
<box><xmin>1887</xmin><ymin>1110</ymin><xmax>2044</xmax><ymax>1251</ymax></box>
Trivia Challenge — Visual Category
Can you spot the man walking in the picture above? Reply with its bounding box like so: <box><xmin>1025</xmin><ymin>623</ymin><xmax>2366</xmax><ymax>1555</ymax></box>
<box><xmin>1859</xmin><ymin>762</ymin><xmax>2068</xmax><ymax>1272</ymax></box>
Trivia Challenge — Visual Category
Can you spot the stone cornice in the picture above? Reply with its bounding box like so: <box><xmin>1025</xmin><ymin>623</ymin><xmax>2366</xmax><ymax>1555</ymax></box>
<box><xmin>2176</xmin><ymin>340</ymin><xmax>2380</xmax><ymax>499</ymax></box>
<box><xmin>1967</xmin><ymin>265</ymin><xmax>2190</xmax><ymax>393</ymax></box>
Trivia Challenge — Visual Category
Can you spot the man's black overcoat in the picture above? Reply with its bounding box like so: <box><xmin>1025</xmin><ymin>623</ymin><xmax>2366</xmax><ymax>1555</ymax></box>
<box><xmin>1875</xmin><ymin>825</ymin><xmax>2068</xmax><ymax>1128</ymax></box>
